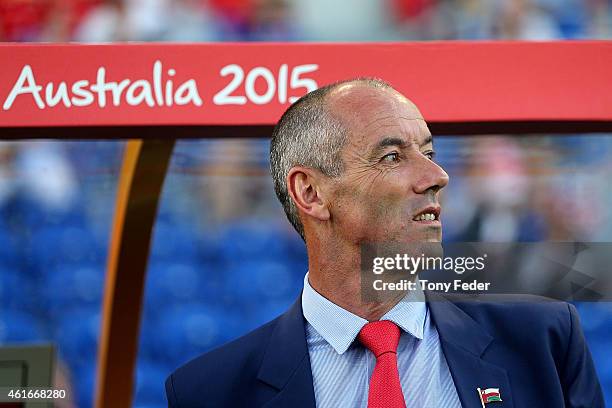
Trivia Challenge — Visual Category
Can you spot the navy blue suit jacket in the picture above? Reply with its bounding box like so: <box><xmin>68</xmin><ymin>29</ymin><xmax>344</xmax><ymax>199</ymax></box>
<box><xmin>165</xmin><ymin>293</ymin><xmax>604</xmax><ymax>407</ymax></box>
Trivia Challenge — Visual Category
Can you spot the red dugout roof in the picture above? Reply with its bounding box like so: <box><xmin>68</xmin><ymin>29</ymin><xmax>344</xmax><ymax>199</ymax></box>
<box><xmin>1</xmin><ymin>42</ymin><xmax>611</xmax><ymax>136</ymax></box>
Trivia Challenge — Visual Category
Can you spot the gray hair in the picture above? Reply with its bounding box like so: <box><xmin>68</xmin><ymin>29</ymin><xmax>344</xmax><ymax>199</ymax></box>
<box><xmin>269</xmin><ymin>78</ymin><xmax>392</xmax><ymax>241</ymax></box>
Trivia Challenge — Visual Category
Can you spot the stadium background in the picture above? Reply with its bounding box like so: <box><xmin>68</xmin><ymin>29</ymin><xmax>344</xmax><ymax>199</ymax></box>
<box><xmin>0</xmin><ymin>1</ymin><xmax>611</xmax><ymax>407</ymax></box>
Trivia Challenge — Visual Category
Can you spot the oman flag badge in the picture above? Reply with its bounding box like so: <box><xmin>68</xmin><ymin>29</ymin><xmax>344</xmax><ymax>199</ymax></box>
<box><xmin>477</xmin><ymin>387</ymin><xmax>502</xmax><ymax>406</ymax></box>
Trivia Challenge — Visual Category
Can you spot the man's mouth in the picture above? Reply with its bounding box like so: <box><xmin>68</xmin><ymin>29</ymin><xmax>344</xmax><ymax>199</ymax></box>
<box><xmin>412</xmin><ymin>206</ymin><xmax>441</xmax><ymax>222</ymax></box>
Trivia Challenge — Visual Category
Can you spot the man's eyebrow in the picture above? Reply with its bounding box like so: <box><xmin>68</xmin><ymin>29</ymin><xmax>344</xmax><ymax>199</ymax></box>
<box><xmin>370</xmin><ymin>134</ymin><xmax>433</xmax><ymax>157</ymax></box>
<box><xmin>370</xmin><ymin>137</ymin><xmax>408</xmax><ymax>156</ymax></box>
<box><xmin>422</xmin><ymin>134</ymin><xmax>433</xmax><ymax>146</ymax></box>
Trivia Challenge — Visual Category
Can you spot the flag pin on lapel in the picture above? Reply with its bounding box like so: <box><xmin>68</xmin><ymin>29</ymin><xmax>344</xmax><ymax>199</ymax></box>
<box><xmin>477</xmin><ymin>387</ymin><xmax>502</xmax><ymax>407</ymax></box>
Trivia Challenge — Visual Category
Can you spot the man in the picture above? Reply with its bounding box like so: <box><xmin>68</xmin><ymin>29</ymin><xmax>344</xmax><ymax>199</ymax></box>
<box><xmin>165</xmin><ymin>79</ymin><xmax>604</xmax><ymax>407</ymax></box>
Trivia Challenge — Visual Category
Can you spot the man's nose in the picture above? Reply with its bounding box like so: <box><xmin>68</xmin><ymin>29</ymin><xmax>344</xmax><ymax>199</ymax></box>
<box><xmin>413</xmin><ymin>159</ymin><xmax>449</xmax><ymax>194</ymax></box>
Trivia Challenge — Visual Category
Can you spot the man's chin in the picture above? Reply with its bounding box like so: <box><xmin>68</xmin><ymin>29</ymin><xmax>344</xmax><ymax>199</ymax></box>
<box><xmin>399</xmin><ymin>234</ymin><xmax>442</xmax><ymax>244</ymax></box>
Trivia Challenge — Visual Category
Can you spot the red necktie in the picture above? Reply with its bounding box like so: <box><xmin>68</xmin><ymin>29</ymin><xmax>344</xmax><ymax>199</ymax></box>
<box><xmin>358</xmin><ymin>320</ymin><xmax>406</xmax><ymax>408</ymax></box>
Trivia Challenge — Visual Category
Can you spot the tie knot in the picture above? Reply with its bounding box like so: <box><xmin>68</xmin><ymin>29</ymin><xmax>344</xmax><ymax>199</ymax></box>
<box><xmin>358</xmin><ymin>320</ymin><xmax>401</xmax><ymax>357</ymax></box>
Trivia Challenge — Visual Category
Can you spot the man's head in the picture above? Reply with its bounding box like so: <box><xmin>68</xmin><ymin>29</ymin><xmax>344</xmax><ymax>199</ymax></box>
<box><xmin>270</xmin><ymin>78</ymin><xmax>449</xmax><ymax>246</ymax></box>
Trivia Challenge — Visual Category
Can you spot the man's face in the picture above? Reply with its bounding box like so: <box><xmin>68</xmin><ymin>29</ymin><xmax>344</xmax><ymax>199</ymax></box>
<box><xmin>325</xmin><ymin>84</ymin><xmax>449</xmax><ymax>244</ymax></box>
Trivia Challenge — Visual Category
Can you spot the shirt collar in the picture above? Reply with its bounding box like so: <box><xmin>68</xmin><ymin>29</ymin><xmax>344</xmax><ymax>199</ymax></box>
<box><xmin>301</xmin><ymin>273</ymin><xmax>426</xmax><ymax>355</ymax></box>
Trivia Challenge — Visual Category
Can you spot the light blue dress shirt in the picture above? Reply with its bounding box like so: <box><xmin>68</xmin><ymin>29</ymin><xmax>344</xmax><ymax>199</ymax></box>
<box><xmin>301</xmin><ymin>274</ymin><xmax>461</xmax><ymax>408</ymax></box>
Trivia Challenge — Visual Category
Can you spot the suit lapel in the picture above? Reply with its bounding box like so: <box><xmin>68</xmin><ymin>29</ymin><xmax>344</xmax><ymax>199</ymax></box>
<box><xmin>258</xmin><ymin>297</ymin><xmax>316</xmax><ymax>408</ymax></box>
<box><xmin>261</xmin><ymin>355</ymin><xmax>316</xmax><ymax>408</ymax></box>
<box><xmin>427</xmin><ymin>293</ymin><xmax>514</xmax><ymax>408</ymax></box>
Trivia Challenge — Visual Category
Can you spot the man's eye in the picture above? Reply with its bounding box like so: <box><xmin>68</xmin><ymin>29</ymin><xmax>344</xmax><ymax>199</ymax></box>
<box><xmin>382</xmin><ymin>152</ymin><xmax>399</xmax><ymax>162</ymax></box>
<box><xmin>425</xmin><ymin>151</ymin><xmax>435</xmax><ymax>160</ymax></box>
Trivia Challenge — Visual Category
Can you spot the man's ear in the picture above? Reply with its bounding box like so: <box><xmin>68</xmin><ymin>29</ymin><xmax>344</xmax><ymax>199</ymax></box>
<box><xmin>286</xmin><ymin>166</ymin><xmax>331</xmax><ymax>222</ymax></box>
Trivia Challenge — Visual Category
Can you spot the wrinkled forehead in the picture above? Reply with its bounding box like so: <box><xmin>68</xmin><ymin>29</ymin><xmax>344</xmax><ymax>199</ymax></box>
<box><xmin>326</xmin><ymin>83</ymin><xmax>430</xmax><ymax>148</ymax></box>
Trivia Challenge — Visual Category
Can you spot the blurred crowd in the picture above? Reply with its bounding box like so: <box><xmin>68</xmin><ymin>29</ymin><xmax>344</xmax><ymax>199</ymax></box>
<box><xmin>0</xmin><ymin>0</ymin><xmax>611</xmax><ymax>43</ymax></box>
